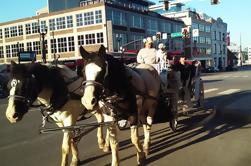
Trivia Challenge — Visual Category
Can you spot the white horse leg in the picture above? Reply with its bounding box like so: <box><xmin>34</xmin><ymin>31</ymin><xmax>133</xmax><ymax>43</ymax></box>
<box><xmin>143</xmin><ymin>105</ymin><xmax>156</xmax><ymax>156</ymax></box>
<box><xmin>108</xmin><ymin>123</ymin><xmax>119</xmax><ymax>166</ymax></box>
<box><xmin>94</xmin><ymin>112</ymin><xmax>105</xmax><ymax>150</ymax></box>
<box><xmin>130</xmin><ymin>125</ymin><xmax>145</xmax><ymax>165</ymax></box>
<box><xmin>103</xmin><ymin>128</ymin><xmax>111</xmax><ymax>152</ymax></box>
<box><xmin>61</xmin><ymin>131</ymin><xmax>71</xmax><ymax>166</ymax></box>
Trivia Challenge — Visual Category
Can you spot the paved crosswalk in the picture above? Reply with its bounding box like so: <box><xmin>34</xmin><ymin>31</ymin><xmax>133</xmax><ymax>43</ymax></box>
<box><xmin>204</xmin><ymin>88</ymin><xmax>241</xmax><ymax>95</ymax></box>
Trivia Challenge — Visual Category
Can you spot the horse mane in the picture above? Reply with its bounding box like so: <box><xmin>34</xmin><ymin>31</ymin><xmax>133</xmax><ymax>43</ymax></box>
<box><xmin>27</xmin><ymin>63</ymin><xmax>69</xmax><ymax>106</ymax></box>
<box><xmin>103</xmin><ymin>54</ymin><xmax>132</xmax><ymax>96</ymax></box>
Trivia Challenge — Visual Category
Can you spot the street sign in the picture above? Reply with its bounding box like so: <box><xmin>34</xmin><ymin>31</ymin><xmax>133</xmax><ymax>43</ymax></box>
<box><xmin>192</xmin><ymin>29</ymin><xmax>199</xmax><ymax>37</ymax></box>
<box><xmin>171</xmin><ymin>32</ymin><xmax>182</xmax><ymax>38</ymax></box>
<box><xmin>162</xmin><ymin>33</ymin><xmax>168</xmax><ymax>39</ymax></box>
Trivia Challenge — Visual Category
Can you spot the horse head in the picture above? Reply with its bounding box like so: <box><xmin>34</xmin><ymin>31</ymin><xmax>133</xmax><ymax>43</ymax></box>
<box><xmin>6</xmin><ymin>61</ymin><xmax>39</xmax><ymax>123</ymax></box>
<box><xmin>80</xmin><ymin>45</ymin><xmax>108</xmax><ymax>110</ymax></box>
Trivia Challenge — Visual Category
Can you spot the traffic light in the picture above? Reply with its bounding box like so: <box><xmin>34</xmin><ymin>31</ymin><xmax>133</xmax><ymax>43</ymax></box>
<box><xmin>163</xmin><ymin>0</ymin><xmax>169</xmax><ymax>10</ymax></box>
<box><xmin>211</xmin><ymin>0</ymin><xmax>220</xmax><ymax>5</ymax></box>
<box><xmin>182</xmin><ymin>28</ymin><xmax>189</xmax><ymax>38</ymax></box>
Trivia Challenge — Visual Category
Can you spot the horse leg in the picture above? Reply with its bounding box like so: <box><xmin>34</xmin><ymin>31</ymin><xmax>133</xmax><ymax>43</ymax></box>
<box><xmin>93</xmin><ymin>112</ymin><xmax>106</xmax><ymax>150</ymax></box>
<box><xmin>103</xmin><ymin>128</ymin><xmax>111</xmax><ymax>152</ymax></box>
<box><xmin>107</xmin><ymin>123</ymin><xmax>119</xmax><ymax>166</ymax></box>
<box><xmin>61</xmin><ymin>131</ymin><xmax>72</xmax><ymax>166</ymax></box>
<box><xmin>143</xmin><ymin>102</ymin><xmax>156</xmax><ymax>156</ymax></box>
<box><xmin>128</xmin><ymin>116</ymin><xmax>145</xmax><ymax>165</ymax></box>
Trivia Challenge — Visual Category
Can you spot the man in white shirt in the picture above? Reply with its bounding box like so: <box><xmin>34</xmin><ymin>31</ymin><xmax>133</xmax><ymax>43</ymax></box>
<box><xmin>137</xmin><ymin>37</ymin><xmax>157</xmax><ymax>65</ymax></box>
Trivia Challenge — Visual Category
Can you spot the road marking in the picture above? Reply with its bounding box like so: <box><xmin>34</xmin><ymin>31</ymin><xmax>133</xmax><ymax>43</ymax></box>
<box><xmin>241</xmin><ymin>75</ymin><xmax>248</xmax><ymax>78</ymax></box>
<box><xmin>204</xmin><ymin>88</ymin><xmax>218</xmax><ymax>93</ymax></box>
<box><xmin>218</xmin><ymin>89</ymin><xmax>240</xmax><ymax>95</ymax></box>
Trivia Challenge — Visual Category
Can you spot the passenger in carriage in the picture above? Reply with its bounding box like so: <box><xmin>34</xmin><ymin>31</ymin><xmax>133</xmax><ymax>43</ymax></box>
<box><xmin>137</xmin><ymin>37</ymin><xmax>157</xmax><ymax>65</ymax></box>
<box><xmin>156</xmin><ymin>43</ymin><xmax>168</xmax><ymax>72</ymax></box>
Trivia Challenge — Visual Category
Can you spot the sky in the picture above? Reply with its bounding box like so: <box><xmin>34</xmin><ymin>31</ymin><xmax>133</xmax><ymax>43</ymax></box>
<box><xmin>0</xmin><ymin>0</ymin><xmax>250</xmax><ymax>48</ymax></box>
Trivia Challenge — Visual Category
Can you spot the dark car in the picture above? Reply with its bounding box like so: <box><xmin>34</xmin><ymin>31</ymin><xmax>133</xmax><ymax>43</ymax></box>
<box><xmin>203</xmin><ymin>66</ymin><xmax>218</xmax><ymax>73</ymax></box>
<box><xmin>0</xmin><ymin>64</ymin><xmax>10</xmax><ymax>98</ymax></box>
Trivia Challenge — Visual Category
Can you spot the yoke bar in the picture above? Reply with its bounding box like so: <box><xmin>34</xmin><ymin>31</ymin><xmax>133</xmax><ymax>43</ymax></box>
<box><xmin>39</xmin><ymin>121</ymin><xmax>115</xmax><ymax>134</ymax></box>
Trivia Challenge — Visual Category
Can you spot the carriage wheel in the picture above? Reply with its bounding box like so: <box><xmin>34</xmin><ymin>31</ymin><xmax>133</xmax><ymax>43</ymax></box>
<box><xmin>169</xmin><ymin>94</ymin><xmax>178</xmax><ymax>132</ymax></box>
<box><xmin>117</xmin><ymin>119</ymin><xmax>128</xmax><ymax>130</ymax></box>
<box><xmin>198</xmin><ymin>79</ymin><xmax>204</xmax><ymax>108</ymax></box>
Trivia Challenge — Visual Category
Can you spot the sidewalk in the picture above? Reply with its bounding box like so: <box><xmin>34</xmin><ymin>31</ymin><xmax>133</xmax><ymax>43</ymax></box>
<box><xmin>218</xmin><ymin>92</ymin><xmax>251</xmax><ymax>122</ymax></box>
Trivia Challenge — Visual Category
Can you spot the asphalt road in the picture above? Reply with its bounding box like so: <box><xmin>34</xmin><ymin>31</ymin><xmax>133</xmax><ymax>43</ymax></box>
<box><xmin>1</xmin><ymin>66</ymin><xmax>251</xmax><ymax>166</ymax></box>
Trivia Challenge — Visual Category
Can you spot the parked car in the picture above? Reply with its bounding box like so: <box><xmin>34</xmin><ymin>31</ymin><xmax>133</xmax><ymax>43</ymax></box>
<box><xmin>0</xmin><ymin>64</ymin><xmax>10</xmax><ymax>98</ymax></box>
<box><xmin>202</xmin><ymin>67</ymin><xmax>218</xmax><ymax>73</ymax></box>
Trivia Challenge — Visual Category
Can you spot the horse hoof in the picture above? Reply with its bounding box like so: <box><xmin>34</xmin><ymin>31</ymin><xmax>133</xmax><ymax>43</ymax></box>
<box><xmin>143</xmin><ymin>147</ymin><xmax>149</xmax><ymax>156</ymax></box>
<box><xmin>137</xmin><ymin>153</ymin><xmax>146</xmax><ymax>166</ymax></box>
<box><xmin>98</xmin><ymin>143</ymin><xmax>104</xmax><ymax>150</ymax></box>
<box><xmin>103</xmin><ymin>145</ymin><xmax>111</xmax><ymax>153</ymax></box>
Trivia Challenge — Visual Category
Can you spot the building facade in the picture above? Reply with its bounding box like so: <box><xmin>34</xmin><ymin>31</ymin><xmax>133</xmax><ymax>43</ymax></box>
<box><xmin>210</xmin><ymin>17</ymin><xmax>228</xmax><ymax>70</ymax></box>
<box><xmin>0</xmin><ymin>0</ymin><xmax>184</xmax><ymax>64</ymax></box>
<box><xmin>150</xmin><ymin>2</ymin><xmax>227</xmax><ymax>69</ymax></box>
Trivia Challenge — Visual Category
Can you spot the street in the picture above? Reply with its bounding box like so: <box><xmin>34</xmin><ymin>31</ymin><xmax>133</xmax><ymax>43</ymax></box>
<box><xmin>1</xmin><ymin>67</ymin><xmax>251</xmax><ymax>166</ymax></box>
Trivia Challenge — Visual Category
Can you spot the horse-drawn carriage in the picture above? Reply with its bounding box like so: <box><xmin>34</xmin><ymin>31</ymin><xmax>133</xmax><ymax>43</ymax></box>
<box><xmin>5</xmin><ymin>45</ymin><xmax>205</xmax><ymax>166</ymax></box>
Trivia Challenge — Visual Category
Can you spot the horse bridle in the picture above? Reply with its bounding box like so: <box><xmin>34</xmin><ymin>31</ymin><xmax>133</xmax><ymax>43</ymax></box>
<box><xmin>81</xmin><ymin>80</ymin><xmax>106</xmax><ymax>99</ymax></box>
<box><xmin>8</xmin><ymin>76</ymin><xmax>38</xmax><ymax>107</ymax></box>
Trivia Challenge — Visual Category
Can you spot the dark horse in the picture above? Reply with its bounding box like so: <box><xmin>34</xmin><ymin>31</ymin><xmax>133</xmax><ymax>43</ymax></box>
<box><xmin>80</xmin><ymin>45</ymin><xmax>161</xmax><ymax>166</ymax></box>
<box><xmin>5</xmin><ymin>61</ymin><xmax>86</xmax><ymax>166</ymax></box>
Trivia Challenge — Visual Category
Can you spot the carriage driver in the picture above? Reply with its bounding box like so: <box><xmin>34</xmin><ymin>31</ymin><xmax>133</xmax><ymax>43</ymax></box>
<box><xmin>137</xmin><ymin>37</ymin><xmax>157</xmax><ymax>65</ymax></box>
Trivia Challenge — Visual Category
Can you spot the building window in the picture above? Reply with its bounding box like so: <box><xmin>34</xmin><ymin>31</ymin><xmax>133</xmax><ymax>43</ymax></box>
<box><xmin>33</xmin><ymin>41</ymin><xmax>41</xmax><ymax>54</ymax></box>
<box><xmin>206</xmin><ymin>48</ymin><xmax>211</xmax><ymax>55</ymax></box>
<box><xmin>27</xmin><ymin>42</ymin><xmax>32</xmax><ymax>51</ymax></box>
<box><xmin>68</xmin><ymin>36</ymin><xmax>75</xmax><ymax>51</ymax></box>
<box><xmin>50</xmin><ymin>39</ymin><xmax>57</xmax><ymax>53</ymax></box>
<box><xmin>18</xmin><ymin>43</ymin><xmax>24</xmax><ymax>52</ymax></box>
<box><xmin>78</xmin><ymin>35</ymin><xmax>85</xmax><ymax>46</ymax></box>
<box><xmin>222</xmin><ymin>33</ymin><xmax>225</xmax><ymax>41</ymax></box>
<box><xmin>40</xmin><ymin>20</ymin><xmax>47</xmax><ymax>33</ymax></box>
<box><xmin>84</xmin><ymin>12</ymin><xmax>94</xmax><ymax>25</ymax></box>
<box><xmin>112</xmin><ymin>10</ymin><xmax>126</xmax><ymax>26</ymax></box>
<box><xmin>10</xmin><ymin>26</ymin><xmax>17</xmax><ymax>37</ymax></box>
<box><xmin>205</xmin><ymin>26</ymin><xmax>211</xmax><ymax>33</ymax></box>
<box><xmin>0</xmin><ymin>29</ymin><xmax>2</xmax><ymax>39</ymax></box>
<box><xmin>95</xmin><ymin>10</ymin><xmax>102</xmax><ymax>24</ymax></box>
<box><xmin>214</xmin><ymin>31</ymin><xmax>216</xmax><ymax>40</ymax></box>
<box><xmin>32</xmin><ymin>22</ymin><xmax>39</xmax><ymax>34</ymax></box>
<box><xmin>5</xmin><ymin>27</ymin><xmax>10</xmax><ymax>38</ymax></box>
<box><xmin>6</xmin><ymin>45</ymin><xmax>11</xmax><ymax>58</ymax></box>
<box><xmin>160</xmin><ymin>22</ymin><xmax>171</xmax><ymax>33</ymax></box>
<box><xmin>76</xmin><ymin>14</ymin><xmax>83</xmax><ymax>26</ymax></box>
<box><xmin>219</xmin><ymin>32</ymin><xmax>221</xmax><ymax>41</ymax></box>
<box><xmin>18</xmin><ymin>25</ymin><xmax>23</xmax><ymax>36</ymax></box>
<box><xmin>214</xmin><ymin>43</ymin><xmax>217</xmax><ymax>54</ymax></box>
<box><xmin>11</xmin><ymin>44</ymin><xmax>18</xmax><ymax>57</ymax></box>
<box><xmin>49</xmin><ymin>19</ymin><xmax>56</xmax><ymax>31</ymax></box>
<box><xmin>0</xmin><ymin>46</ymin><xmax>4</xmax><ymax>58</ymax></box>
<box><xmin>147</xmin><ymin>19</ymin><xmax>158</xmax><ymax>35</ymax></box>
<box><xmin>56</xmin><ymin>17</ymin><xmax>66</xmax><ymax>30</ymax></box>
<box><xmin>67</xmin><ymin>16</ymin><xmax>73</xmax><ymax>28</ymax></box>
<box><xmin>25</xmin><ymin>24</ymin><xmax>31</xmax><ymax>35</ymax></box>
<box><xmin>206</xmin><ymin>37</ymin><xmax>211</xmax><ymax>44</ymax></box>
<box><xmin>223</xmin><ymin>44</ymin><xmax>226</xmax><ymax>54</ymax></box>
<box><xmin>97</xmin><ymin>32</ymin><xmax>104</xmax><ymax>43</ymax></box>
<box><xmin>199</xmin><ymin>36</ymin><xmax>205</xmax><ymax>43</ymax></box>
<box><xmin>199</xmin><ymin>24</ymin><xmax>205</xmax><ymax>31</ymax></box>
<box><xmin>58</xmin><ymin>37</ymin><xmax>67</xmax><ymax>53</ymax></box>
<box><xmin>192</xmin><ymin>23</ymin><xmax>198</xmax><ymax>30</ymax></box>
<box><xmin>85</xmin><ymin>33</ymin><xmax>95</xmax><ymax>45</ymax></box>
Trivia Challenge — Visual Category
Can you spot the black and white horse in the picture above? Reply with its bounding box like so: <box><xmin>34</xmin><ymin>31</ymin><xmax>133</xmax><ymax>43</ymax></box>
<box><xmin>5</xmin><ymin>61</ymin><xmax>85</xmax><ymax>166</ymax></box>
<box><xmin>80</xmin><ymin>45</ymin><xmax>161</xmax><ymax>165</ymax></box>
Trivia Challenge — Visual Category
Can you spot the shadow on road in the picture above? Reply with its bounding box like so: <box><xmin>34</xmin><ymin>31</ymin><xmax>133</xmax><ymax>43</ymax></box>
<box><xmin>79</xmin><ymin>90</ymin><xmax>251</xmax><ymax>165</ymax></box>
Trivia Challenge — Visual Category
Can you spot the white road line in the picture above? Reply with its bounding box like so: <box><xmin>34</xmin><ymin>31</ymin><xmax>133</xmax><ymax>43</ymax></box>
<box><xmin>218</xmin><ymin>89</ymin><xmax>240</xmax><ymax>95</ymax></box>
<box><xmin>241</xmin><ymin>75</ymin><xmax>248</xmax><ymax>78</ymax></box>
<box><xmin>204</xmin><ymin>88</ymin><xmax>218</xmax><ymax>93</ymax></box>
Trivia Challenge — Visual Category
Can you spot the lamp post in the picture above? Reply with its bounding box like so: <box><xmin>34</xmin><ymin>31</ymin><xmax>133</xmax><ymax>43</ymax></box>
<box><xmin>38</xmin><ymin>25</ymin><xmax>48</xmax><ymax>63</ymax></box>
